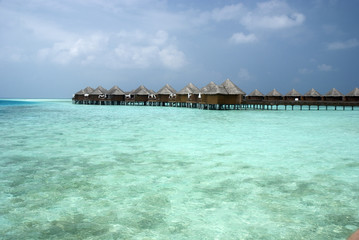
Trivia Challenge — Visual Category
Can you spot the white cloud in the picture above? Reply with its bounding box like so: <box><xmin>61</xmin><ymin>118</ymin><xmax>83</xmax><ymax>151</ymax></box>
<box><xmin>230</xmin><ymin>32</ymin><xmax>257</xmax><ymax>44</ymax></box>
<box><xmin>28</xmin><ymin>19</ymin><xmax>187</xmax><ymax>69</ymax></box>
<box><xmin>242</xmin><ymin>12</ymin><xmax>305</xmax><ymax>30</ymax></box>
<box><xmin>298</xmin><ymin>68</ymin><xmax>312</xmax><ymax>74</ymax></box>
<box><xmin>38</xmin><ymin>33</ymin><xmax>108</xmax><ymax>64</ymax></box>
<box><xmin>185</xmin><ymin>0</ymin><xmax>305</xmax><ymax>32</ymax></box>
<box><xmin>113</xmin><ymin>30</ymin><xmax>186</xmax><ymax>69</ymax></box>
<box><xmin>159</xmin><ymin>46</ymin><xmax>186</xmax><ymax>70</ymax></box>
<box><xmin>238</xmin><ymin>68</ymin><xmax>252</xmax><ymax>81</ymax></box>
<box><xmin>327</xmin><ymin>39</ymin><xmax>359</xmax><ymax>50</ymax></box>
<box><xmin>114</xmin><ymin>45</ymin><xmax>158</xmax><ymax>68</ymax></box>
<box><xmin>211</xmin><ymin>3</ymin><xmax>244</xmax><ymax>21</ymax></box>
<box><xmin>241</xmin><ymin>0</ymin><xmax>305</xmax><ymax>30</ymax></box>
<box><xmin>317</xmin><ymin>64</ymin><xmax>333</xmax><ymax>72</ymax></box>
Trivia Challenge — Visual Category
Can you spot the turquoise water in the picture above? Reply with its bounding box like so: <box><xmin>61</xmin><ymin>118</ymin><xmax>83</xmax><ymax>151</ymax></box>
<box><xmin>0</xmin><ymin>99</ymin><xmax>358</xmax><ymax>239</ymax></box>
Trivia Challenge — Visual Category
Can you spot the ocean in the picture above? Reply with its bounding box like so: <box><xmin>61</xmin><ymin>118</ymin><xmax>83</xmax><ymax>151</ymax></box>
<box><xmin>0</xmin><ymin>99</ymin><xmax>358</xmax><ymax>239</ymax></box>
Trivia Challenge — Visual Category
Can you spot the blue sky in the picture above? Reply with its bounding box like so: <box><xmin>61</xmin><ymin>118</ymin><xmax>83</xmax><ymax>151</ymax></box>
<box><xmin>0</xmin><ymin>0</ymin><xmax>358</xmax><ymax>98</ymax></box>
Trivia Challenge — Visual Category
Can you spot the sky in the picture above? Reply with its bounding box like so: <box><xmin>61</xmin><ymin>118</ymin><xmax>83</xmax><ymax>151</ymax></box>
<box><xmin>0</xmin><ymin>0</ymin><xmax>359</xmax><ymax>98</ymax></box>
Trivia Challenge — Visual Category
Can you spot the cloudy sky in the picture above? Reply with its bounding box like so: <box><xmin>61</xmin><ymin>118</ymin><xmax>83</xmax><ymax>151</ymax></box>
<box><xmin>0</xmin><ymin>0</ymin><xmax>358</xmax><ymax>98</ymax></box>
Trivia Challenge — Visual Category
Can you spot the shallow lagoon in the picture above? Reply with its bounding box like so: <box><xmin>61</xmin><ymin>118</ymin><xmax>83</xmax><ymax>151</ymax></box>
<box><xmin>0</xmin><ymin>100</ymin><xmax>358</xmax><ymax>239</ymax></box>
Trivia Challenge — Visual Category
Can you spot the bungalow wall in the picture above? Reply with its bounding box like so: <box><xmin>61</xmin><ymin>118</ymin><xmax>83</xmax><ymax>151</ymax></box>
<box><xmin>134</xmin><ymin>95</ymin><xmax>148</xmax><ymax>102</ymax></box>
<box><xmin>222</xmin><ymin>95</ymin><xmax>243</xmax><ymax>104</ymax></box>
<box><xmin>345</xmin><ymin>96</ymin><xmax>359</xmax><ymax>102</ymax></box>
<box><xmin>158</xmin><ymin>94</ymin><xmax>170</xmax><ymax>102</ymax></box>
<box><xmin>198</xmin><ymin>95</ymin><xmax>206</xmax><ymax>104</ymax></box>
<box><xmin>168</xmin><ymin>95</ymin><xmax>177</xmax><ymax>102</ymax></box>
<box><xmin>188</xmin><ymin>94</ymin><xmax>199</xmax><ymax>103</ymax></box>
<box><xmin>284</xmin><ymin>96</ymin><xmax>301</xmax><ymax>101</ymax></box>
<box><xmin>74</xmin><ymin>95</ymin><xmax>85</xmax><ymax>101</ymax></box>
<box><xmin>177</xmin><ymin>94</ymin><xmax>188</xmax><ymax>103</ymax></box>
<box><xmin>89</xmin><ymin>95</ymin><xmax>102</xmax><ymax>101</ymax></box>
<box><xmin>265</xmin><ymin>96</ymin><xmax>282</xmax><ymax>101</ymax></box>
<box><xmin>205</xmin><ymin>95</ymin><xmax>223</xmax><ymax>104</ymax></box>
<box><xmin>302</xmin><ymin>96</ymin><xmax>322</xmax><ymax>101</ymax></box>
<box><xmin>323</xmin><ymin>96</ymin><xmax>343</xmax><ymax>101</ymax></box>
<box><xmin>109</xmin><ymin>95</ymin><xmax>125</xmax><ymax>102</ymax></box>
<box><xmin>246</xmin><ymin>96</ymin><xmax>264</xmax><ymax>101</ymax></box>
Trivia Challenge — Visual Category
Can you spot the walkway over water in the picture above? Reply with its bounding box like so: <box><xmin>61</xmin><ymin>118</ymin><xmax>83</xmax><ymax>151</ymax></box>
<box><xmin>73</xmin><ymin>99</ymin><xmax>359</xmax><ymax>110</ymax></box>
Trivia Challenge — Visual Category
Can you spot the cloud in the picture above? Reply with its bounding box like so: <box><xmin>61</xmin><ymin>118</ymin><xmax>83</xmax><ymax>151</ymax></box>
<box><xmin>230</xmin><ymin>32</ymin><xmax>257</xmax><ymax>44</ymax></box>
<box><xmin>317</xmin><ymin>64</ymin><xmax>333</xmax><ymax>72</ymax></box>
<box><xmin>242</xmin><ymin>12</ymin><xmax>305</xmax><ymax>30</ymax></box>
<box><xmin>238</xmin><ymin>68</ymin><xmax>252</xmax><ymax>81</ymax></box>
<box><xmin>241</xmin><ymin>0</ymin><xmax>305</xmax><ymax>30</ymax></box>
<box><xmin>211</xmin><ymin>3</ymin><xmax>244</xmax><ymax>21</ymax></box>
<box><xmin>327</xmin><ymin>39</ymin><xmax>359</xmax><ymax>50</ymax></box>
<box><xmin>113</xmin><ymin>30</ymin><xmax>186</xmax><ymax>69</ymax></box>
<box><xmin>298</xmin><ymin>68</ymin><xmax>312</xmax><ymax>74</ymax></box>
<box><xmin>38</xmin><ymin>33</ymin><xmax>108</xmax><ymax>64</ymax></box>
<box><xmin>159</xmin><ymin>46</ymin><xmax>186</xmax><ymax>70</ymax></box>
<box><xmin>185</xmin><ymin>0</ymin><xmax>305</xmax><ymax>32</ymax></box>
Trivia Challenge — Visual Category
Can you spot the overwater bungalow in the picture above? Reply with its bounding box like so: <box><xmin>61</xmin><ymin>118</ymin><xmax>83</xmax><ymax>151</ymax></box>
<box><xmin>130</xmin><ymin>85</ymin><xmax>151</xmax><ymax>105</ymax></box>
<box><xmin>73</xmin><ymin>86</ymin><xmax>93</xmax><ymax>102</ymax></box>
<box><xmin>302</xmin><ymin>88</ymin><xmax>322</xmax><ymax>101</ymax></box>
<box><xmin>220</xmin><ymin>79</ymin><xmax>246</xmax><ymax>104</ymax></box>
<box><xmin>73</xmin><ymin>83</ymin><xmax>359</xmax><ymax>110</ymax></box>
<box><xmin>148</xmin><ymin>89</ymin><xmax>157</xmax><ymax>99</ymax></box>
<box><xmin>284</xmin><ymin>89</ymin><xmax>302</xmax><ymax>101</ymax></box>
<box><xmin>147</xmin><ymin>89</ymin><xmax>157</xmax><ymax>105</ymax></box>
<box><xmin>246</xmin><ymin>89</ymin><xmax>265</xmax><ymax>101</ymax></box>
<box><xmin>107</xmin><ymin>85</ymin><xmax>125</xmax><ymax>105</ymax></box>
<box><xmin>74</xmin><ymin>89</ymin><xmax>85</xmax><ymax>100</ymax></box>
<box><xmin>200</xmin><ymin>81</ymin><xmax>228</xmax><ymax>105</ymax></box>
<box><xmin>265</xmin><ymin>89</ymin><xmax>283</xmax><ymax>101</ymax></box>
<box><xmin>345</xmin><ymin>88</ymin><xmax>359</xmax><ymax>102</ymax></box>
<box><xmin>177</xmin><ymin>83</ymin><xmax>200</xmax><ymax>107</ymax></box>
<box><xmin>323</xmin><ymin>88</ymin><xmax>343</xmax><ymax>101</ymax></box>
<box><xmin>156</xmin><ymin>84</ymin><xmax>177</xmax><ymax>106</ymax></box>
<box><xmin>89</xmin><ymin>86</ymin><xmax>108</xmax><ymax>104</ymax></box>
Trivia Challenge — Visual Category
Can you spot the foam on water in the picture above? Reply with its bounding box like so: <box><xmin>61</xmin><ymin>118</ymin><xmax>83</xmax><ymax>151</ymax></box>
<box><xmin>0</xmin><ymin>100</ymin><xmax>358</xmax><ymax>239</ymax></box>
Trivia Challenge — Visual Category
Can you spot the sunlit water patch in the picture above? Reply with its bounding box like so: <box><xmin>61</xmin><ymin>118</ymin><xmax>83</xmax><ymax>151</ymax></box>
<box><xmin>0</xmin><ymin>100</ymin><xmax>358</xmax><ymax>239</ymax></box>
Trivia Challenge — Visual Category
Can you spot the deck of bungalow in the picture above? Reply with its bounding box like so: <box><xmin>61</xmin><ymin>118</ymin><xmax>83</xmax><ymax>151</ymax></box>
<box><xmin>72</xmin><ymin>82</ymin><xmax>359</xmax><ymax>110</ymax></box>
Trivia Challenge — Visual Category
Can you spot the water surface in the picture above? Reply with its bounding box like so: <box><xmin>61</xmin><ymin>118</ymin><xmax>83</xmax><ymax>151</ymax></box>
<box><xmin>0</xmin><ymin>99</ymin><xmax>358</xmax><ymax>239</ymax></box>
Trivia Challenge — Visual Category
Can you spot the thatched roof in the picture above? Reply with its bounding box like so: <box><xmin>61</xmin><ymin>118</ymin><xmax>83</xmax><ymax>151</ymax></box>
<box><xmin>178</xmin><ymin>83</ymin><xmax>200</xmax><ymax>94</ymax></box>
<box><xmin>220</xmin><ymin>79</ymin><xmax>246</xmax><ymax>95</ymax></box>
<box><xmin>248</xmin><ymin>89</ymin><xmax>264</xmax><ymax>97</ymax></box>
<box><xmin>149</xmin><ymin>89</ymin><xmax>156</xmax><ymax>95</ymax></box>
<box><xmin>157</xmin><ymin>84</ymin><xmax>176</xmax><ymax>94</ymax></box>
<box><xmin>133</xmin><ymin>85</ymin><xmax>151</xmax><ymax>95</ymax></box>
<box><xmin>346</xmin><ymin>87</ymin><xmax>359</xmax><ymax>96</ymax></box>
<box><xmin>108</xmin><ymin>85</ymin><xmax>125</xmax><ymax>95</ymax></box>
<box><xmin>157</xmin><ymin>86</ymin><xmax>173</xmax><ymax>95</ymax></box>
<box><xmin>304</xmin><ymin>88</ymin><xmax>321</xmax><ymax>97</ymax></box>
<box><xmin>285</xmin><ymin>89</ymin><xmax>302</xmax><ymax>97</ymax></box>
<box><xmin>157</xmin><ymin>87</ymin><xmax>172</xmax><ymax>95</ymax></box>
<box><xmin>83</xmin><ymin>86</ymin><xmax>94</xmax><ymax>94</ymax></box>
<box><xmin>90</xmin><ymin>86</ymin><xmax>108</xmax><ymax>95</ymax></box>
<box><xmin>200</xmin><ymin>81</ymin><xmax>228</xmax><ymax>95</ymax></box>
<box><xmin>177</xmin><ymin>87</ymin><xmax>192</xmax><ymax>94</ymax></box>
<box><xmin>325</xmin><ymin>88</ymin><xmax>343</xmax><ymax>97</ymax></box>
<box><xmin>75</xmin><ymin>89</ymin><xmax>85</xmax><ymax>95</ymax></box>
<box><xmin>165</xmin><ymin>84</ymin><xmax>176</xmax><ymax>93</ymax></box>
<box><xmin>187</xmin><ymin>83</ymin><xmax>200</xmax><ymax>94</ymax></box>
<box><xmin>266</xmin><ymin>89</ymin><xmax>282</xmax><ymax>96</ymax></box>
